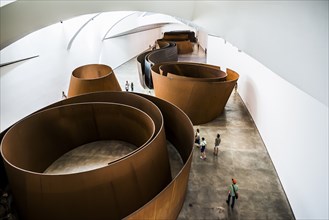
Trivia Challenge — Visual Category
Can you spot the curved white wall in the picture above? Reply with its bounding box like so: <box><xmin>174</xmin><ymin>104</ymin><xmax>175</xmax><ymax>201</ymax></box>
<box><xmin>192</xmin><ymin>1</ymin><xmax>328</xmax><ymax>107</ymax></box>
<box><xmin>0</xmin><ymin>1</ymin><xmax>194</xmax><ymax>49</ymax></box>
<box><xmin>207</xmin><ymin>35</ymin><xmax>328</xmax><ymax>220</ymax></box>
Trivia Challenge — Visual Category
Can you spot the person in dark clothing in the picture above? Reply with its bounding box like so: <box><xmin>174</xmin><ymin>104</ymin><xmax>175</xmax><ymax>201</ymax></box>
<box><xmin>125</xmin><ymin>81</ymin><xmax>129</xmax><ymax>91</ymax></box>
<box><xmin>194</xmin><ymin>128</ymin><xmax>200</xmax><ymax>147</ymax></box>
<box><xmin>131</xmin><ymin>82</ymin><xmax>134</xmax><ymax>91</ymax></box>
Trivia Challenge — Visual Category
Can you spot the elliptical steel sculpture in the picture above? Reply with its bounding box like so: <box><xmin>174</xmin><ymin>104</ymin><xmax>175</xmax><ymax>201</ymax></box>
<box><xmin>0</xmin><ymin>91</ymin><xmax>194</xmax><ymax>220</ymax></box>
<box><xmin>68</xmin><ymin>64</ymin><xmax>121</xmax><ymax>97</ymax></box>
<box><xmin>151</xmin><ymin>62</ymin><xmax>239</xmax><ymax>125</ymax></box>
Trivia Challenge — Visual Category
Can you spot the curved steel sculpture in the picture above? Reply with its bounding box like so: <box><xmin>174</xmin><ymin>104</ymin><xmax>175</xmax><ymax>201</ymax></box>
<box><xmin>151</xmin><ymin>62</ymin><xmax>239</xmax><ymax>125</ymax></box>
<box><xmin>137</xmin><ymin>42</ymin><xmax>178</xmax><ymax>89</ymax></box>
<box><xmin>162</xmin><ymin>31</ymin><xmax>197</xmax><ymax>43</ymax></box>
<box><xmin>0</xmin><ymin>91</ymin><xmax>194</xmax><ymax>220</ymax></box>
<box><xmin>157</xmin><ymin>39</ymin><xmax>193</xmax><ymax>54</ymax></box>
<box><xmin>68</xmin><ymin>64</ymin><xmax>121</xmax><ymax>97</ymax></box>
<box><xmin>136</xmin><ymin>31</ymin><xmax>198</xmax><ymax>89</ymax></box>
<box><xmin>158</xmin><ymin>31</ymin><xmax>197</xmax><ymax>54</ymax></box>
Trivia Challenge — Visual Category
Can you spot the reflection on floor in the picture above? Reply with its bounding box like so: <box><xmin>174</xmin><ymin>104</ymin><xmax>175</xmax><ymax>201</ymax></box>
<box><xmin>44</xmin><ymin>45</ymin><xmax>294</xmax><ymax>219</ymax></box>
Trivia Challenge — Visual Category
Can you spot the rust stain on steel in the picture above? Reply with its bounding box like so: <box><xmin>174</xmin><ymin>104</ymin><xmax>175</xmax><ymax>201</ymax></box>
<box><xmin>0</xmin><ymin>91</ymin><xmax>194</xmax><ymax>220</ymax></box>
<box><xmin>68</xmin><ymin>64</ymin><xmax>121</xmax><ymax>97</ymax></box>
<box><xmin>151</xmin><ymin>62</ymin><xmax>239</xmax><ymax>125</ymax></box>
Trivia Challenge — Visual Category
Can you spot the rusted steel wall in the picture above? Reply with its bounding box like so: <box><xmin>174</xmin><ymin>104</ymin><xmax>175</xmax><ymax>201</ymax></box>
<box><xmin>157</xmin><ymin>39</ymin><xmax>193</xmax><ymax>54</ymax></box>
<box><xmin>136</xmin><ymin>51</ymin><xmax>150</xmax><ymax>89</ymax></box>
<box><xmin>159</xmin><ymin>62</ymin><xmax>227</xmax><ymax>80</ymax></box>
<box><xmin>0</xmin><ymin>92</ymin><xmax>194</xmax><ymax>220</ymax></box>
<box><xmin>160</xmin><ymin>31</ymin><xmax>197</xmax><ymax>54</ymax></box>
<box><xmin>68</xmin><ymin>64</ymin><xmax>121</xmax><ymax>97</ymax></box>
<box><xmin>152</xmin><ymin>62</ymin><xmax>239</xmax><ymax>125</ymax></box>
<box><xmin>125</xmin><ymin>94</ymin><xmax>194</xmax><ymax>219</ymax></box>
<box><xmin>136</xmin><ymin>43</ymin><xmax>178</xmax><ymax>89</ymax></box>
<box><xmin>163</xmin><ymin>31</ymin><xmax>197</xmax><ymax>43</ymax></box>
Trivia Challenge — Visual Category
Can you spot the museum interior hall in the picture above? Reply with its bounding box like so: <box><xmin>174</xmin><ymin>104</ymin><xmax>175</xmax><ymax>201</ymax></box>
<box><xmin>0</xmin><ymin>1</ymin><xmax>328</xmax><ymax>220</ymax></box>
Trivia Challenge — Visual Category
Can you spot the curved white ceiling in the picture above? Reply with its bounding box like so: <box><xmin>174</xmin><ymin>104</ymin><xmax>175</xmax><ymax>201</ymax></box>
<box><xmin>0</xmin><ymin>1</ymin><xmax>328</xmax><ymax>106</ymax></box>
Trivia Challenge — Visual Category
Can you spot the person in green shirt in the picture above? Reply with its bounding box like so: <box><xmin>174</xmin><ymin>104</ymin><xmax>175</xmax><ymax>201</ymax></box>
<box><xmin>226</xmin><ymin>178</ymin><xmax>239</xmax><ymax>209</ymax></box>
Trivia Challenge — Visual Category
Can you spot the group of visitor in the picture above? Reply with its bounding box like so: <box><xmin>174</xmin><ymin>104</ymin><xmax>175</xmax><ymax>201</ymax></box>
<box><xmin>194</xmin><ymin>128</ymin><xmax>221</xmax><ymax>159</ymax></box>
<box><xmin>125</xmin><ymin>81</ymin><xmax>134</xmax><ymax>92</ymax></box>
<box><xmin>194</xmin><ymin>128</ymin><xmax>239</xmax><ymax>209</ymax></box>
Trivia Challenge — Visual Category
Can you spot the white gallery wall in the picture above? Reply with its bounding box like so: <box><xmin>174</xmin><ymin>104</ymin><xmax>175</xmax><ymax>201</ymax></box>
<box><xmin>193</xmin><ymin>1</ymin><xmax>328</xmax><ymax>108</ymax></box>
<box><xmin>207</xmin><ymin>36</ymin><xmax>328</xmax><ymax>220</ymax></box>
<box><xmin>196</xmin><ymin>28</ymin><xmax>208</xmax><ymax>52</ymax></box>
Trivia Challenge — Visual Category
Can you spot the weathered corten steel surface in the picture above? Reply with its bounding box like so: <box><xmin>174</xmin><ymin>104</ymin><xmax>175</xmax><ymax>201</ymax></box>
<box><xmin>162</xmin><ymin>31</ymin><xmax>197</xmax><ymax>43</ymax></box>
<box><xmin>136</xmin><ymin>42</ymin><xmax>178</xmax><ymax>89</ymax></box>
<box><xmin>159</xmin><ymin>62</ymin><xmax>227</xmax><ymax>80</ymax></box>
<box><xmin>152</xmin><ymin>62</ymin><xmax>239</xmax><ymax>125</ymax></box>
<box><xmin>158</xmin><ymin>31</ymin><xmax>196</xmax><ymax>54</ymax></box>
<box><xmin>68</xmin><ymin>64</ymin><xmax>121</xmax><ymax>97</ymax></box>
<box><xmin>157</xmin><ymin>39</ymin><xmax>193</xmax><ymax>54</ymax></box>
<box><xmin>0</xmin><ymin>91</ymin><xmax>194</xmax><ymax>220</ymax></box>
<box><xmin>125</xmin><ymin>94</ymin><xmax>194</xmax><ymax>220</ymax></box>
<box><xmin>136</xmin><ymin>50</ymin><xmax>150</xmax><ymax>89</ymax></box>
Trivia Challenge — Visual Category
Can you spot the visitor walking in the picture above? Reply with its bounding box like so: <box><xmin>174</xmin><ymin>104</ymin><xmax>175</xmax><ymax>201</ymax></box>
<box><xmin>125</xmin><ymin>81</ymin><xmax>129</xmax><ymax>91</ymax></box>
<box><xmin>194</xmin><ymin>128</ymin><xmax>200</xmax><ymax>147</ymax></box>
<box><xmin>200</xmin><ymin>137</ymin><xmax>207</xmax><ymax>160</ymax></box>
<box><xmin>62</xmin><ymin>91</ymin><xmax>67</xmax><ymax>99</ymax></box>
<box><xmin>131</xmin><ymin>82</ymin><xmax>134</xmax><ymax>92</ymax></box>
<box><xmin>226</xmin><ymin>178</ymin><xmax>239</xmax><ymax>209</ymax></box>
<box><xmin>214</xmin><ymin>133</ymin><xmax>221</xmax><ymax>156</ymax></box>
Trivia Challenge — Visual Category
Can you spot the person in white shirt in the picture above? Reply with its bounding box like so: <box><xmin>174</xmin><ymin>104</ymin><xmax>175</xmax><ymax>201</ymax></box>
<box><xmin>200</xmin><ymin>137</ymin><xmax>207</xmax><ymax>160</ymax></box>
<box><xmin>125</xmin><ymin>81</ymin><xmax>129</xmax><ymax>91</ymax></box>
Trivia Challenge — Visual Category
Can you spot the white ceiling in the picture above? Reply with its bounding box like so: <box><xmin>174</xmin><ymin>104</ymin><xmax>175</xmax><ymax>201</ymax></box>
<box><xmin>1</xmin><ymin>1</ymin><xmax>328</xmax><ymax>106</ymax></box>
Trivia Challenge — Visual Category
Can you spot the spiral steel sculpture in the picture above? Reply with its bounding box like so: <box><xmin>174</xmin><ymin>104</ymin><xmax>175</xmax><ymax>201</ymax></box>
<box><xmin>137</xmin><ymin>31</ymin><xmax>197</xmax><ymax>89</ymax></box>
<box><xmin>68</xmin><ymin>64</ymin><xmax>121</xmax><ymax>97</ymax></box>
<box><xmin>151</xmin><ymin>62</ymin><xmax>239</xmax><ymax>125</ymax></box>
<box><xmin>137</xmin><ymin>42</ymin><xmax>178</xmax><ymax>89</ymax></box>
<box><xmin>0</xmin><ymin>91</ymin><xmax>194</xmax><ymax>220</ymax></box>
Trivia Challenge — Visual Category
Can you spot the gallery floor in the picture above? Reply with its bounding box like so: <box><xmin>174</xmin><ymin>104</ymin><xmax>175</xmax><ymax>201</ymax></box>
<box><xmin>46</xmin><ymin>46</ymin><xmax>295</xmax><ymax>220</ymax></box>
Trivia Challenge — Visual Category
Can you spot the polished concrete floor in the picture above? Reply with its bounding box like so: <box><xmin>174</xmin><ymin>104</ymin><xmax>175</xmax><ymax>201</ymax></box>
<box><xmin>177</xmin><ymin>91</ymin><xmax>294</xmax><ymax>220</ymax></box>
<box><xmin>46</xmin><ymin>45</ymin><xmax>295</xmax><ymax>219</ymax></box>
